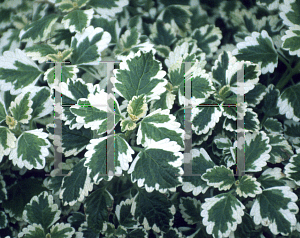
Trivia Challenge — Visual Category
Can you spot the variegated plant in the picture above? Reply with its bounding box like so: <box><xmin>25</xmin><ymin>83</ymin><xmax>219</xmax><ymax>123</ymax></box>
<box><xmin>0</xmin><ymin>0</ymin><xmax>299</xmax><ymax>237</ymax></box>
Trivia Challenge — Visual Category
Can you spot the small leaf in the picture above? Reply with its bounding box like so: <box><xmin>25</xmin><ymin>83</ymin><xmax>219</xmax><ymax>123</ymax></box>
<box><xmin>236</xmin><ymin>175</ymin><xmax>262</xmax><ymax>198</ymax></box>
<box><xmin>281</xmin><ymin>26</ymin><xmax>300</xmax><ymax>57</ymax></box>
<box><xmin>179</xmin><ymin>197</ymin><xmax>202</xmax><ymax>225</ymax></box>
<box><xmin>9</xmin><ymin>92</ymin><xmax>33</xmax><ymax>124</ymax></box>
<box><xmin>115</xmin><ymin>198</ymin><xmax>138</xmax><ymax>229</ymax></box>
<box><xmin>284</xmin><ymin>154</ymin><xmax>300</xmax><ymax>186</ymax></box>
<box><xmin>127</xmin><ymin>95</ymin><xmax>148</xmax><ymax>122</ymax></box>
<box><xmin>0</xmin><ymin>126</ymin><xmax>17</xmax><ymax>163</ymax></box>
<box><xmin>62</xmin><ymin>9</ymin><xmax>94</xmax><ymax>33</ymax></box>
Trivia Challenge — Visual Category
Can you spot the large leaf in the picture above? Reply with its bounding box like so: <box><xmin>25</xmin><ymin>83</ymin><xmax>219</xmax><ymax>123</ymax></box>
<box><xmin>277</xmin><ymin>83</ymin><xmax>300</xmax><ymax>122</ymax></box>
<box><xmin>257</xmin><ymin>167</ymin><xmax>287</xmax><ymax>189</ymax></box>
<box><xmin>244</xmin><ymin>131</ymin><xmax>272</xmax><ymax>172</ymax></box>
<box><xmin>268</xmin><ymin>134</ymin><xmax>294</xmax><ymax>164</ymax></box>
<box><xmin>59</xmin><ymin>158</ymin><xmax>94</xmax><ymax>206</ymax></box>
<box><xmin>0</xmin><ymin>49</ymin><xmax>43</xmax><ymax>95</ymax></box>
<box><xmin>131</xmin><ymin>188</ymin><xmax>176</xmax><ymax>233</ymax></box>
<box><xmin>70</xmin><ymin>26</ymin><xmax>111</xmax><ymax>65</ymax></box>
<box><xmin>22</xmin><ymin>191</ymin><xmax>61</xmax><ymax>231</ymax></box>
<box><xmin>201</xmin><ymin>165</ymin><xmax>235</xmax><ymax>191</ymax></box>
<box><xmin>84</xmin><ymin>188</ymin><xmax>114</xmax><ymax>233</ymax></box>
<box><xmin>84</xmin><ymin>135</ymin><xmax>134</xmax><ymax>184</ymax></box>
<box><xmin>62</xmin><ymin>9</ymin><xmax>94</xmax><ymax>33</ymax></box>
<box><xmin>112</xmin><ymin>50</ymin><xmax>168</xmax><ymax>103</ymax></box>
<box><xmin>281</xmin><ymin>26</ymin><xmax>300</xmax><ymax>57</ymax></box>
<box><xmin>115</xmin><ymin>198</ymin><xmax>139</xmax><ymax>229</ymax></box>
<box><xmin>128</xmin><ymin>139</ymin><xmax>183</xmax><ymax>193</ymax></box>
<box><xmin>9</xmin><ymin>129</ymin><xmax>51</xmax><ymax>170</ymax></box>
<box><xmin>232</xmin><ymin>30</ymin><xmax>278</xmax><ymax>74</ymax></box>
<box><xmin>19</xmin><ymin>14</ymin><xmax>59</xmax><ymax>43</ymax></box>
<box><xmin>279</xmin><ymin>0</ymin><xmax>300</xmax><ymax>27</ymax></box>
<box><xmin>0</xmin><ymin>126</ymin><xmax>17</xmax><ymax>163</ymax></box>
<box><xmin>149</xmin><ymin>20</ymin><xmax>177</xmax><ymax>46</ymax></box>
<box><xmin>200</xmin><ymin>192</ymin><xmax>245</xmax><ymax>238</ymax></box>
<box><xmin>181</xmin><ymin>148</ymin><xmax>215</xmax><ymax>196</ymax></box>
<box><xmin>136</xmin><ymin>108</ymin><xmax>185</xmax><ymax>150</ymax></box>
<box><xmin>179</xmin><ymin>197</ymin><xmax>202</xmax><ymax>225</ymax></box>
<box><xmin>250</xmin><ymin>186</ymin><xmax>299</xmax><ymax>236</ymax></box>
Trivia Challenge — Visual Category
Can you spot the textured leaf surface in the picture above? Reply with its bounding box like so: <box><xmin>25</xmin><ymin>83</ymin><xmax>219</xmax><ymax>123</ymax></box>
<box><xmin>277</xmin><ymin>83</ymin><xmax>300</xmax><ymax>122</ymax></box>
<box><xmin>128</xmin><ymin>139</ymin><xmax>183</xmax><ymax>193</ymax></box>
<box><xmin>9</xmin><ymin>92</ymin><xmax>33</xmax><ymax>124</ymax></box>
<box><xmin>0</xmin><ymin>49</ymin><xmax>43</xmax><ymax>95</ymax></box>
<box><xmin>113</xmin><ymin>50</ymin><xmax>168</xmax><ymax>102</ymax></box>
<box><xmin>62</xmin><ymin>9</ymin><xmax>94</xmax><ymax>33</ymax></box>
<box><xmin>179</xmin><ymin>197</ymin><xmax>202</xmax><ymax>225</ymax></box>
<box><xmin>236</xmin><ymin>175</ymin><xmax>262</xmax><ymax>198</ymax></box>
<box><xmin>182</xmin><ymin>148</ymin><xmax>215</xmax><ymax>196</ymax></box>
<box><xmin>59</xmin><ymin>158</ymin><xmax>94</xmax><ymax>206</ymax></box>
<box><xmin>49</xmin><ymin>223</ymin><xmax>75</xmax><ymax>238</ymax></box>
<box><xmin>70</xmin><ymin>26</ymin><xmax>111</xmax><ymax>65</ymax></box>
<box><xmin>232</xmin><ymin>30</ymin><xmax>278</xmax><ymax>74</ymax></box>
<box><xmin>9</xmin><ymin>129</ymin><xmax>51</xmax><ymax>170</ymax></box>
<box><xmin>19</xmin><ymin>14</ymin><xmax>58</xmax><ymax>42</ymax></box>
<box><xmin>201</xmin><ymin>165</ymin><xmax>235</xmax><ymax>191</ymax></box>
<box><xmin>268</xmin><ymin>134</ymin><xmax>294</xmax><ymax>163</ymax></box>
<box><xmin>84</xmin><ymin>135</ymin><xmax>134</xmax><ymax>184</ymax></box>
<box><xmin>115</xmin><ymin>198</ymin><xmax>138</xmax><ymax>229</ymax></box>
<box><xmin>127</xmin><ymin>95</ymin><xmax>148</xmax><ymax>122</ymax></box>
<box><xmin>18</xmin><ymin>224</ymin><xmax>46</xmax><ymax>238</ymax></box>
<box><xmin>201</xmin><ymin>192</ymin><xmax>245</xmax><ymax>238</ymax></box>
<box><xmin>136</xmin><ymin>109</ymin><xmax>185</xmax><ymax>150</ymax></box>
<box><xmin>22</xmin><ymin>191</ymin><xmax>60</xmax><ymax>230</ymax></box>
<box><xmin>131</xmin><ymin>189</ymin><xmax>176</xmax><ymax>233</ymax></box>
<box><xmin>84</xmin><ymin>188</ymin><xmax>114</xmax><ymax>233</ymax></box>
<box><xmin>250</xmin><ymin>186</ymin><xmax>299</xmax><ymax>236</ymax></box>
<box><xmin>244</xmin><ymin>131</ymin><xmax>271</xmax><ymax>172</ymax></box>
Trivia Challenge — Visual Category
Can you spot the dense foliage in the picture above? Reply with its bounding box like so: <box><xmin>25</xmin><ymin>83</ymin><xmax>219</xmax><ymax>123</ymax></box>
<box><xmin>0</xmin><ymin>0</ymin><xmax>300</xmax><ymax>237</ymax></box>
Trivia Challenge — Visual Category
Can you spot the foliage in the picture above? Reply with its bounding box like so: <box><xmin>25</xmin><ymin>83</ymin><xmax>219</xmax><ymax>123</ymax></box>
<box><xmin>0</xmin><ymin>0</ymin><xmax>300</xmax><ymax>237</ymax></box>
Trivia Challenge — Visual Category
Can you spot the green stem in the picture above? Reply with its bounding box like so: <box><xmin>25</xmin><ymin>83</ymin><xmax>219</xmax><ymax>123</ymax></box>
<box><xmin>131</xmin><ymin>146</ymin><xmax>143</xmax><ymax>152</ymax></box>
<box><xmin>261</xmin><ymin>114</ymin><xmax>268</xmax><ymax>127</ymax></box>
<box><xmin>276</xmin><ymin>60</ymin><xmax>300</xmax><ymax>90</ymax></box>
<box><xmin>278</xmin><ymin>52</ymin><xmax>292</xmax><ymax>72</ymax></box>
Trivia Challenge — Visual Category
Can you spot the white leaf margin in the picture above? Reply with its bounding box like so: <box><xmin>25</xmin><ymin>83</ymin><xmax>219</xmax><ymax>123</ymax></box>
<box><xmin>62</xmin><ymin>9</ymin><xmax>94</xmax><ymax>33</ymax></box>
<box><xmin>236</xmin><ymin>175</ymin><xmax>263</xmax><ymax>198</ymax></box>
<box><xmin>0</xmin><ymin>126</ymin><xmax>17</xmax><ymax>163</ymax></box>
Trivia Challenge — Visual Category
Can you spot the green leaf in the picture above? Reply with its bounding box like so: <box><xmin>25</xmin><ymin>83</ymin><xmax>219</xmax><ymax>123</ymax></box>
<box><xmin>277</xmin><ymin>83</ymin><xmax>300</xmax><ymax>122</ymax></box>
<box><xmin>91</xmin><ymin>15</ymin><xmax>119</xmax><ymax>44</ymax></box>
<box><xmin>131</xmin><ymin>189</ymin><xmax>176</xmax><ymax>233</ymax></box>
<box><xmin>236</xmin><ymin>175</ymin><xmax>262</xmax><ymax>198</ymax></box>
<box><xmin>70</xmin><ymin>26</ymin><xmax>111</xmax><ymax>65</ymax></box>
<box><xmin>244</xmin><ymin>108</ymin><xmax>260</xmax><ymax>132</ymax></box>
<box><xmin>88</xmin><ymin>0</ymin><xmax>129</xmax><ymax>17</ymax></box>
<box><xmin>257</xmin><ymin>0</ymin><xmax>279</xmax><ymax>10</ymax></box>
<box><xmin>0</xmin><ymin>28</ymin><xmax>20</xmax><ymax>55</ymax></box>
<box><xmin>24</xmin><ymin>44</ymin><xmax>58</xmax><ymax>64</ymax></box>
<box><xmin>182</xmin><ymin>148</ymin><xmax>215</xmax><ymax>196</ymax></box>
<box><xmin>2</xmin><ymin>178</ymin><xmax>47</xmax><ymax>220</ymax></box>
<box><xmin>18</xmin><ymin>223</ymin><xmax>46</xmax><ymax>237</ymax></box>
<box><xmin>149</xmin><ymin>89</ymin><xmax>176</xmax><ymax>113</ymax></box>
<box><xmin>233</xmin><ymin>213</ymin><xmax>256</xmax><ymax>238</ymax></box>
<box><xmin>29</xmin><ymin>86</ymin><xmax>52</xmax><ymax>120</ymax></box>
<box><xmin>9</xmin><ymin>129</ymin><xmax>51</xmax><ymax>170</ymax></box>
<box><xmin>47</xmin><ymin>123</ymin><xmax>93</xmax><ymax>157</ymax></box>
<box><xmin>268</xmin><ymin>134</ymin><xmax>294</xmax><ymax>164</ymax></box>
<box><xmin>232</xmin><ymin>30</ymin><xmax>278</xmax><ymax>74</ymax></box>
<box><xmin>191</xmin><ymin>99</ymin><xmax>223</xmax><ymax>135</ymax></box>
<box><xmin>49</xmin><ymin>223</ymin><xmax>75</xmax><ymax>238</ymax></box>
<box><xmin>44</xmin><ymin>65</ymin><xmax>79</xmax><ymax>89</ymax></box>
<box><xmin>257</xmin><ymin>167</ymin><xmax>287</xmax><ymax>189</ymax></box>
<box><xmin>113</xmin><ymin>50</ymin><xmax>168</xmax><ymax>102</ymax></box>
<box><xmin>127</xmin><ymin>94</ymin><xmax>148</xmax><ymax>122</ymax></box>
<box><xmin>250</xmin><ymin>186</ymin><xmax>299</xmax><ymax>236</ymax></box>
<box><xmin>0</xmin><ymin>126</ymin><xmax>16</xmax><ymax>163</ymax></box>
<box><xmin>19</xmin><ymin>14</ymin><xmax>59</xmax><ymax>43</ymax></box>
<box><xmin>201</xmin><ymin>165</ymin><xmax>235</xmax><ymax>191</ymax></box>
<box><xmin>281</xmin><ymin>26</ymin><xmax>300</xmax><ymax>57</ymax></box>
<box><xmin>149</xmin><ymin>20</ymin><xmax>177</xmax><ymax>46</ymax></box>
<box><xmin>137</xmin><ymin>108</ymin><xmax>185</xmax><ymax>150</ymax></box>
<box><xmin>0</xmin><ymin>49</ymin><xmax>43</xmax><ymax>95</ymax></box>
<box><xmin>62</xmin><ymin>9</ymin><xmax>94</xmax><ymax>33</ymax></box>
<box><xmin>279</xmin><ymin>0</ymin><xmax>300</xmax><ymax>27</ymax></box>
<box><xmin>179</xmin><ymin>197</ymin><xmax>202</xmax><ymax>225</ymax></box>
<box><xmin>263</xmin><ymin>118</ymin><xmax>283</xmax><ymax>134</ymax></box>
<box><xmin>84</xmin><ymin>188</ymin><xmax>114</xmax><ymax>233</ymax></box>
<box><xmin>22</xmin><ymin>191</ymin><xmax>61</xmax><ymax>230</ymax></box>
<box><xmin>262</xmin><ymin>84</ymin><xmax>280</xmax><ymax>117</ymax></box>
<box><xmin>9</xmin><ymin>92</ymin><xmax>33</xmax><ymax>124</ymax></box>
<box><xmin>115</xmin><ymin>198</ymin><xmax>138</xmax><ymax>229</ymax></box>
<box><xmin>200</xmin><ymin>192</ymin><xmax>245</xmax><ymax>238</ymax></box>
<box><xmin>120</xmin><ymin>118</ymin><xmax>137</xmax><ymax>132</ymax></box>
<box><xmin>244</xmin><ymin>131</ymin><xmax>271</xmax><ymax>172</ymax></box>
<box><xmin>245</xmin><ymin>83</ymin><xmax>267</xmax><ymax>107</ymax></box>
<box><xmin>59</xmin><ymin>158</ymin><xmax>94</xmax><ymax>206</ymax></box>
<box><xmin>84</xmin><ymin>135</ymin><xmax>134</xmax><ymax>184</ymax></box>
<box><xmin>128</xmin><ymin>139</ymin><xmax>183</xmax><ymax>193</ymax></box>
<box><xmin>285</xmin><ymin>154</ymin><xmax>300</xmax><ymax>186</ymax></box>
<box><xmin>191</xmin><ymin>24</ymin><xmax>222</xmax><ymax>58</ymax></box>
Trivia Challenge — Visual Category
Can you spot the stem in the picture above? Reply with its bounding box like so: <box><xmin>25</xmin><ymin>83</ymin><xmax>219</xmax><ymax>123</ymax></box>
<box><xmin>261</xmin><ymin>114</ymin><xmax>268</xmax><ymax>127</ymax></box>
<box><xmin>131</xmin><ymin>146</ymin><xmax>143</xmax><ymax>152</ymax></box>
<box><xmin>278</xmin><ymin>52</ymin><xmax>292</xmax><ymax>72</ymax></box>
<box><xmin>276</xmin><ymin>60</ymin><xmax>300</xmax><ymax>90</ymax></box>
